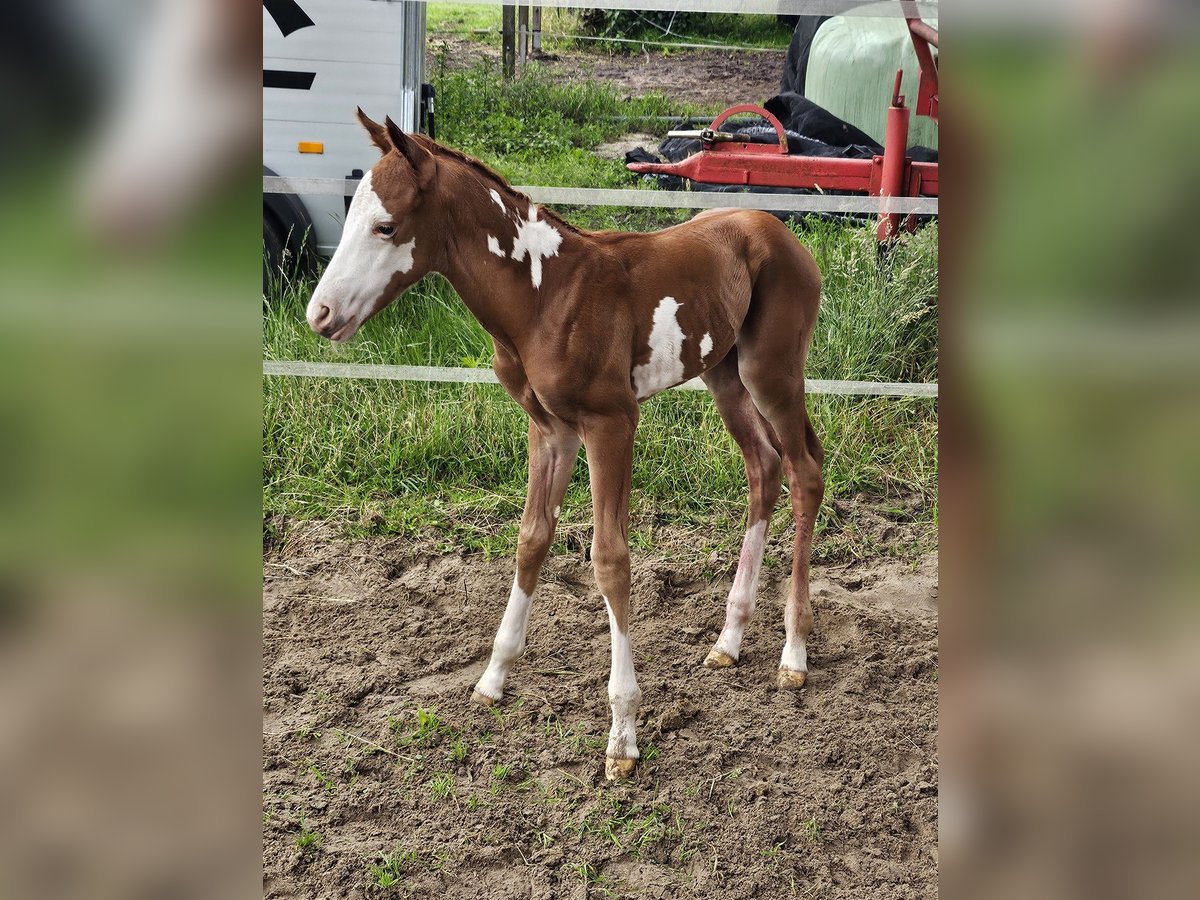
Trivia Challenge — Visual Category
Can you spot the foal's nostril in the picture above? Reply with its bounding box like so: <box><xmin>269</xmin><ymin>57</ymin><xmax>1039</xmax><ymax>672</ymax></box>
<box><xmin>309</xmin><ymin>303</ymin><xmax>333</xmax><ymax>331</ymax></box>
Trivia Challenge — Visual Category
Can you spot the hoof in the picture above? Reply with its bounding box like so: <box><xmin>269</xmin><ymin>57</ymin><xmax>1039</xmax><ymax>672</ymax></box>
<box><xmin>605</xmin><ymin>757</ymin><xmax>637</xmax><ymax>781</ymax></box>
<box><xmin>777</xmin><ymin>667</ymin><xmax>808</xmax><ymax>691</ymax></box>
<box><xmin>704</xmin><ymin>649</ymin><xmax>736</xmax><ymax>669</ymax></box>
<box><xmin>471</xmin><ymin>689</ymin><xmax>497</xmax><ymax>707</ymax></box>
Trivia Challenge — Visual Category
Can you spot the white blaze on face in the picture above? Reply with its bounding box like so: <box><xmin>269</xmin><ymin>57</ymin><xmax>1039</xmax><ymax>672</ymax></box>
<box><xmin>711</xmin><ymin>519</ymin><xmax>769</xmax><ymax>662</ymax></box>
<box><xmin>510</xmin><ymin>206</ymin><xmax>563</xmax><ymax>289</ymax></box>
<box><xmin>474</xmin><ymin>578</ymin><xmax>534</xmax><ymax>702</ymax></box>
<box><xmin>604</xmin><ymin>597</ymin><xmax>641</xmax><ymax>762</ymax></box>
<box><xmin>306</xmin><ymin>170</ymin><xmax>416</xmax><ymax>341</ymax></box>
<box><xmin>632</xmin><ymin>297</ymin><xmax>687</xmax><ymax>399</ymax></box>
<box><xmin>487</xmin><ymin>235</ymin><xmax>506</xmax><ymax>258</ymax></box>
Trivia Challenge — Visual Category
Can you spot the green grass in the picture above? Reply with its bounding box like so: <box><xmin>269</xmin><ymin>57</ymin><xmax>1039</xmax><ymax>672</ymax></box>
<box><xmin>262</xmin><ymin>66</ymin><xmax>938</xmax><ymax>562</ymax></box>
<box><xmin>430</xmin><ymin>61</ymin><xmax>711</xmax><ymax>232</ymax></box>
<box><xmin>426</xmin><ymin>7</ymin><xmax>791</xmax><ymax>51</ymax></box>
<box><xmin>578</xmin><ymin>11</ymin><xmax>793</xmax><ymax>51</ymax></box>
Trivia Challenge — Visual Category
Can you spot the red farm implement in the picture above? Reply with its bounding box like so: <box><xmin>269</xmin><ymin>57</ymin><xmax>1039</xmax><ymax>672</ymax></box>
<box><xmin>627</xmin><ymin>12</ymin><xmax>938</xmax><ymax>242</ymax></box>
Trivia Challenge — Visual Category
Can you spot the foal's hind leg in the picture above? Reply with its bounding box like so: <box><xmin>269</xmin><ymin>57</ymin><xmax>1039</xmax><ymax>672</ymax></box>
<box><xmin>700</xmin><ymin>351</ymin><xmax>782</xmax><ymax>669</ymax></box>
<box><xmin>739</xmin><ymin>363</ymin><xmax>824</xmax><ymax>690</ymax></box>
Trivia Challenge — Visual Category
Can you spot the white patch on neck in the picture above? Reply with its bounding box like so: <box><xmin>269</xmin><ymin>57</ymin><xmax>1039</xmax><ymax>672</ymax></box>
<box><xmin>487</xmin><ymin>234</ymin><xmax>506</xmax><ymax>258</ymax></box>
<box><xmin>699</xmin><ymin>332</ymin><xmax>714</xmax><ymax>362</ymax></box>
<box><xmin>633</xmin><ymin>297</ymin><xmax>687</xmax><ymax>399</ymax></box>
<box><xmin>510</xmin><ymin>205</ymin><xmax>562</xmax><ymax>289</ymax></box>
<box><xmin>489</xmin><ymin>189</ymin><xmax>506</xmax><ymax>213</ymax></box>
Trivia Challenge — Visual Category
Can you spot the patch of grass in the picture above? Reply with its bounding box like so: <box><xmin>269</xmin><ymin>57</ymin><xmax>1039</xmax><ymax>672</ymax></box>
<box><xmin>295</xmin><ymin>823</ymin><xmax>320</xmax><ymax>852</ymax></box>
<box><xmin>429</xmin><ymin>771</ymin><xmax>456</xmax><ymax>801</ymax></box>
<box><xmin>579</xmin><ymin>10</ymin><xmax>793</xmax><ymax>51</ymax></box>
<box><xmin>307</xmin><ymin>763</ymin><xmax>336</xmax><ymax>794</ymax></box>
<box><xmin>570</xmin><ymin>860</ymin><xmax>616</xmax><ymax>898</ymax></box>
<box><xmin>368</xmin><ymin>847</ymin><xmax>419</xmax><ymax>889</ymax></box>
<box><xmin>426</xmin><ymin>3</ymin><xmax>500</xmax><ymax>37</ymax></box>
<box><xmin>573</xmin><ymin>795</ymin><xmax>684</xmax><ymax>858</ymax></box>
<box><xmin>802</xmin><ymin>815</ymin><xmax>826</xmax><ymax>843</ymax></box>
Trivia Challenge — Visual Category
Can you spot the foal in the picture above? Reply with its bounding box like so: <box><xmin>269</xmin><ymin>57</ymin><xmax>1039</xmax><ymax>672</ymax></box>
<box><xmin>307</xmin><ymin>111</ymin><xmax>824</xmax><ymax>779</ymax></box>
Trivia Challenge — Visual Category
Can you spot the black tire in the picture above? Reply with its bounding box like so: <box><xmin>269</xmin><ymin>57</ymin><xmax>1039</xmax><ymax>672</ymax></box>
<box><xmin>263</xmin><ymin>212</ymin><xmax>287</xmax><ymax>295</ymax></box>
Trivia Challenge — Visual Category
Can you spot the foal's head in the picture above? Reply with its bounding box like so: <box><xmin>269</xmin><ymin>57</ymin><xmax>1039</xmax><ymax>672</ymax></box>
<box><xmin>306</xmin><ymin>110</ymin><xmax>443</xmax><ymax>342</ymax></box>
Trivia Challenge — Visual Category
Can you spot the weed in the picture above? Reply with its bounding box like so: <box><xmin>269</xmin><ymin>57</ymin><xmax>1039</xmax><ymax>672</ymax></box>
<box><xmin>802</xmin><ymin>816</ymin><xmax>826</xmax><ymax>843</ymax></box>
<box><xmin>307</xmin><ymin>763</ymin><xmax>336</xmax><ymax>794</ymax></box>
<box><xmin>570</xmin><ymin>860</ymin><xmax>616</xmax><ymax>897</ymax></box>
<box><xmin>295</xmin><ymin>823</ymin><xmax>320</xmax><ymax>852</ymax></box>
<box><xmin>368</xmin><ymin>847</ymin><xmax>418</xmax><ymax>889</ymax></box>
<box><xmin>449</xmin><ymin>736</ymin><xmax>469</xmax><ymax>763</ymax></box>
<box><xmin>430</xmin><ymin>772</ymin><xmax>456</xmax><ymax>801</ymax></box>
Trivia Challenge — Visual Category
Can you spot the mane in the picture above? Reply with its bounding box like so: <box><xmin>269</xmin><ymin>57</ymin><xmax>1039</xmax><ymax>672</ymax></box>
<box><xmin>412</xmin><ymin>134</ymin><xmax>583</xmax><ymax>237</ymax></box>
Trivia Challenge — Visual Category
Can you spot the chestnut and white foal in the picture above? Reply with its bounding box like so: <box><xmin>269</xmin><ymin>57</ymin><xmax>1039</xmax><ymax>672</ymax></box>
<box><xmin>307</xmin><ymin>112</ymin><xmax>825</xmax><ymax>779</ymax></box>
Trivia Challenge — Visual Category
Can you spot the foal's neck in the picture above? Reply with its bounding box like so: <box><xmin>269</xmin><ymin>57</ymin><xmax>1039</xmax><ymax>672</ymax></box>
<box><xmin>433</xmin><ymin>157</ymin><xmax>583</xmax><ymax>352</ymax></box>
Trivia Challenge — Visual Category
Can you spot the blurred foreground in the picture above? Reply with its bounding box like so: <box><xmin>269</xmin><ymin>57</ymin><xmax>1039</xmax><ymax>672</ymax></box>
<box><xmin>0</xmin><ymin>2</ymin><xmax>1198</xmax><ymax>898</ymax></box>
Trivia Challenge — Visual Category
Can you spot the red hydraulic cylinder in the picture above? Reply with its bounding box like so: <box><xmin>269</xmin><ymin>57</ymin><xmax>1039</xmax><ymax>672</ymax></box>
<box><xmin>876</xmin><ymin>70</ymin><xmax>912</xmax><ymax>242</ymax></box>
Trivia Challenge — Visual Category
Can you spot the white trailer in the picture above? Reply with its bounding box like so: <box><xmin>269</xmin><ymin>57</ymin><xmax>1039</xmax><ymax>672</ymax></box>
<box><xmin>263</xmin><ymin>0</ymin><xmax>429</xmax><ymax>271</ymax></box>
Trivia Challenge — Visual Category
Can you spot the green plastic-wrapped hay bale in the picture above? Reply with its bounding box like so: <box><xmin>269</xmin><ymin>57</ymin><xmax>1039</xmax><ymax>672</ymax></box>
<box><xmin>804</xmin><ymin>7</ymin><xmax>938</xmax><ymax>150</ymax></box>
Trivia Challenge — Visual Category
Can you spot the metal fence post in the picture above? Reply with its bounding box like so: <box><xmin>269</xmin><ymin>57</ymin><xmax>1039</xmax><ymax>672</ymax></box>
<box><xmin>518</xmin><ymin>5</ymin><xmax>529</xmax><ymax>68</ymax></box>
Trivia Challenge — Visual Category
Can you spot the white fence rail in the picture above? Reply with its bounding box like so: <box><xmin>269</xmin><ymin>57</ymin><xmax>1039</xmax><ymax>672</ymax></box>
<box><xmin>263</xmin><ymin>176</ymin><xmax>939</xmax><ymax>216</ymax></box>
<box><xmin>263</xmin><ymin>361</ymin><xmax>938</xmax><ymax>398</ymax></box>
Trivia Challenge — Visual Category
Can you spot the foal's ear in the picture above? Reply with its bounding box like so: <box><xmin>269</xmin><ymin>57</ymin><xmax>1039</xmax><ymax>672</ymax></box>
<box><xmin>356</xmin><ymin>107</ymin><xmax>392</xmax><ymax>154</ymax></box>
<box><xmin>385</xmin><ymin>115</ymin><xmax>435</xmax><ymax>186</ymax></box>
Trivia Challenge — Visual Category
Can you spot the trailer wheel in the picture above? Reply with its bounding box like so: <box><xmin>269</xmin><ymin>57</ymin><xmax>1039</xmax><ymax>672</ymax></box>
<box><xmin>263</xmin><ymin>212</ymin><xmax>288</xmax><ymax>294</ymax></box>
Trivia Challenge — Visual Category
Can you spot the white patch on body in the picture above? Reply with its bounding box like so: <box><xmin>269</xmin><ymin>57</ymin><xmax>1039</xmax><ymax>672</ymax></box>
<box><xmin>699</xmin><ymin>332</ymin><xmax>714</xmax><ymax>362</ymax></box>
<box><xmin>780</xmin><ymin>640</ymin><xmax>808</xmax><ymax>674</ymax></box>
<box><xmin>474</xmin><ymin>578</ymin><xmax>534</xmax><ymax>701</ymax></box>
<box><xmin>489</xmin><ymin>189</ymin><xmax>506</xmax><ymax>213</ymax></box>
<box><xmin>603</xmin><ymin>597</ymin><xmax>641</xmax><ymax>761</ymax></box>
<box><xmin>510</xmin><ymin>205</ymin><xmax>562</xmax><ymax>289</ymax></box>
<box><xmin>306</xmin><ymin>170</ymin><xmax>416</xmax><ymax>341</ymax></box>
<box><xmin>632</xmin><ymin>297</ymin><xmax>687</xmax><ymax>399</ymax></box>
<box><xmin>711</xmin><ymin>520</ymin><xmax>769</xmax><ymax>661</ymax></box>
<box><xmin>487</xmin><ymin>234</ymin><xmax>506</xmax><ymax>257</ymax></box>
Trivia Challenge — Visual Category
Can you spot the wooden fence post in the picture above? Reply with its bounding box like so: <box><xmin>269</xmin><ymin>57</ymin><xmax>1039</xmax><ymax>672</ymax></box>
<box><xmin>502</xmin><ymin>6</ymin><xmax>515</xmax><ymax>79</ymax></box>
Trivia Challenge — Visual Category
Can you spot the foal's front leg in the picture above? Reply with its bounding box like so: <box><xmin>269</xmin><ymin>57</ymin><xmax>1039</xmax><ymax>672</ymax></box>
<box><xmin>581</xmin><ymin>412</ymin><xmax>641</xmax><ymax>780</ymax></box>
<box><xmin>473</xmin><ymin>419</ymin><xmax>580</xmax><ymax>705</ymax></box>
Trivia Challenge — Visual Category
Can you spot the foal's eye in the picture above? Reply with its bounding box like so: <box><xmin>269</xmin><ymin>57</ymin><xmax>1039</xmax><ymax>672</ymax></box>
<box><xmin>374</xmin><ymin>224</ymin><xmax>395</xmax><ymax>238</ymax></box>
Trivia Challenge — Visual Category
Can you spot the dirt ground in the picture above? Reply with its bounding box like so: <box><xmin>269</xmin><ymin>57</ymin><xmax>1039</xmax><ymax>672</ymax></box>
<box><xmin>263</xmin><ymin>524</ymin><xmax>938</xmax><ymax>899</ymax></box>
<box><xmin>429</xmin><ymin>37</ymin><xmax>787</xmax><ymax>108</ymax></box>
